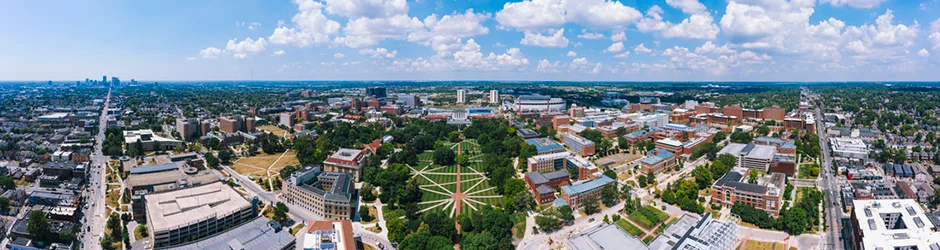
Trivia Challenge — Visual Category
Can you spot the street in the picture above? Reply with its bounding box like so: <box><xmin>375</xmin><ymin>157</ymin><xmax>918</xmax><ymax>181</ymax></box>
<box><xmin>811</xmin><ymin>91</ymin><xmax>845</xmax><ymax>250</ymax></box>
<box><xmin>80</xmin><ymin>87</ymin><xmax>112</xmax><ymax>250</ymax></box>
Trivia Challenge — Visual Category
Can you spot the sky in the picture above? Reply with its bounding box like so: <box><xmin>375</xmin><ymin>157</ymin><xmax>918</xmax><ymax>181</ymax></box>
<box><xmin>2</xmin><ymin>0</ymin><xmax>940</xmax><ymax>82</ymax></box>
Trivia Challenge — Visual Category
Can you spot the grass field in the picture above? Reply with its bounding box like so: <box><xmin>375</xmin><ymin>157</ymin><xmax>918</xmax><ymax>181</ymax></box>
<box><xmin>744</xmin><ymin>240</ymin><xmax>786</xmax><ymax>250</ymax></box>
<box><xmin>628</xmin><ymin>205</ymin><xmax>670</xmax><ymax>229</ymax></box>
<box><xmin>412</xmin><ymin>140</ymin><xmax>502</xmax><ymax>217</ymax></box>
<box><xmin>232</xmin><ymin>150</ymin><xmax>299</xmax><ymax>179</ymax></box>
<box><xmin>615</xmin><ymin>218</ymin><xmax>645</xmax><ymax>237</ymax></box>
<box><xmin>258</xmin><ymin>125</ymin><xmax>289</xmax><ymax>137</ymax></box>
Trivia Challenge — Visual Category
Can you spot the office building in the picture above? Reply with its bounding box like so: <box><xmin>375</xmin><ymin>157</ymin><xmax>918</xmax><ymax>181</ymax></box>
<box><xmin>219</xmin><ymin>115</ymin><xmax>255</xmax><ymax>134</ymax></box>
<box><xmin>279</xmin><ymin>112</ymin><xmax>294</xmax><ymax>127</ymax></box>
<box><xmin>830</xmin><ymin>137</ymin><xmax>869</xmax><ymax>159</ymax></box>
<box><xmin>282</xmin><ymin>166</ymin><xmax>356</xmax><ymax>220</ymax></box>
<box><xmin>849</xmin><ymin>199</ymin><xmax>940</xmax><ymax>250</ymax></box>
<box><xmin>514</xmin><ymin>95</ymin><xmax>566</xmax><ymax>115</ymax></box>
<box><xmin>634</xmin><ymin>113</ymin><xmax>669</xmax><ymax>129</ymax></box>
<box><xmin>527</xmin><ymin>152</ymin><xmax>569</xmax><ymax>173</ymax></box>
<box><xmin>524</xmin><ymin>170</ymin><xmax>570</xmax><ymax>204</ymax></box>
<box><xmin>112</xmin><ymin>77</ymin><xmax>120</xmax><ymax>85</ymax></box>
<box><xmin>457</xmin><ymin>89</ymin><xmax>467</xmax><ymax>103</ymax></box>
<box><xmin>123</xmin><ymin>129</ymin><xmax>183</xmax><ymax>151</ymax></box>
<box><xmin>146</xmin><ymin>182</ymin><xmax>256</xmax><ymax>248</ymax></box>
<box><xmin>397</xmin><ymin>94</ymin><xmax>419</xmax><ymax>108</ymax></box>
<box><xmin>489</xmin><ymin>89</ymin><xmax>499</xmax><ymax>103</ymax></box>
<box><xmin>525</xmin><ymin>138</ymin><xmax>566</xmax><ymax>155</ymax></box>
<box><xmin>366</xmin><ymin>87</ymin><xmax>387</xmax><ymax>98</ymax></box>
<box><xmin>127</xmin><ymin>162</ymin><xmax>220</xmax><ymax>219</ymax></box>
<box><xmin>711</xmin><ymin>170</ymin><xmax>785</xmax><ymax>216</ymax></box>
<box><xmin>763</xmin><ymin>106</ymin><xmax>786</xmax><ymax>121</ymax></box>
<box><xmin>176</xmin><ymin>118</ymin><xmax>210</xmax><ymax>141</ymax></box>
<box><xmin>303</xmin><ymin>220</ymin><xmax>356</xmax><ymax>250</ymax></box>
<box><xmin>560</xmin><ymin>175</ymin><xmax>614</xmax><ymax>210</ymax></box>
<box><xmin>640</xmin><ymin>148</ymin><xmax>677</xmax><ymax>174</ymax></box>
<box><xmin>648</xmin><ymin>212</ymin><xmax>738</xmax><ymax>250</ymax></box>
<box><xmin>718</xmin><ymin>143</ymin><xmax>777</xmax><ymax>171</ymax></box>
<box><xmin>164</xmin><ymin>217</ymin><xmax>296</xmax><ymax>250</ymax></box>
<box><xmin>566</xmin><ymin>223</ymin><xmax>649</xmax><ymax>250</ymax></box>
<box><xmin>562</xmin><ymin>132</ymin><xmax>595</xmax><ymax>156</ymax></box>
<box><xmin>323</xmin><ymin>148</ymin><xmax>369</xmax><ymax>181</ymax></box>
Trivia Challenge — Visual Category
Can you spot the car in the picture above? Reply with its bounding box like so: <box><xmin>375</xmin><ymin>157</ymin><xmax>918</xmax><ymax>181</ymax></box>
<box><xmin>588</xmin><ymin>218</ymin><xmax>595</xmax><ymax>222</ymax></box>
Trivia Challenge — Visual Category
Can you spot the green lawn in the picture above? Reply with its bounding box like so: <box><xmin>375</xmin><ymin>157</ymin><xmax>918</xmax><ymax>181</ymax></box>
<box><xmin>411</xmin><ymin>139</ymin><xmax>501</xmax><ymax>216</ymax></box>
<box><xmin>615</xmin><ymin>219</ymin><xmax>645</xmax><ymax>237</ymax></box>
<box><xmin>643</xmin><ymin>235</ymin><xmax>655</xmax><ymax>244</ymax></box>
<box><xmin>628</xmin><ymin>205</ymin><xmax>670</xmax><ymax>229</ymax></box>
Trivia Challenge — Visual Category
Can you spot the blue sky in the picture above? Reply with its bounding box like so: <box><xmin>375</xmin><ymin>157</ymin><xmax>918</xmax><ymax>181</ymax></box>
<box><xmin>2</xmin><ymin>0</ymin><xmax>940</xmax><ymax>81</ymax></box>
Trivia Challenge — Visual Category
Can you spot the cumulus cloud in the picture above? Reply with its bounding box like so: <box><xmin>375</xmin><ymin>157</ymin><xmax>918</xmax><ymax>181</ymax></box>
<box><xmin>695</xmin><ymin>41</ymin><xmax>735</xmax><ymax>54</ymax></box>
<box><xmin>268</xmin><ymin>0</ymin><xmax>341</xmax><ymax>47</ymax></box>
<box><xmin>567</xmin><ymin>51</ymin><xmax>577</xmax><ymax>57</ymax></box>
<box><xmin>820</xmin><ymin>0</ymin><xmax>886</xmax><ymax>9</ymax></box>
<box><xmin>495</xmin><ymin>0</ymin><xmax>641</xmax><ymax>30</ymax></box>
<box><xmin>918</xmin><ymin>48</ymin><xmax>930</xmax><ymax>57</ymax></box>
<box><xmin>186</xmin><ymin>57</ymin><xmax>196</xmax><ymax>61</ymax></box>
<box><xmin>578</xmin><ymin>30</ymin><xmax>604</xmax><ymax>40</ymax></box>
<box><xmin>536</xmin><ymin>59</ymin><xmax>561</xmax><ymax>72</ymax></box>
<box><xmin>359</xmin><ymin>47</ymin><xmax>398</xmax><ymax>59</ymax></box>
<box><xmin>273</xmin><ymin>50</ymin><xmax>286</xmax><ymax>56</ymax></box>
<box><xmin>225</xmin><ymin>37</ymin><xmax>267</xmax><ymax>59</ymax></box>
<box><xmin>387</xmin><ymin>39</ymin><xmax>529</xmax><ymax>72</ymax></box>
<box><xmin>520</xmin><ymin>29</ymin><xmax>569</xmax><ymax>48</ymax></box>
<box><xmin>638</xmin><ymin>4</ymin><xmax>718</xmax><ymax>39</ymax></box>
<box><xmin>334</xmin><ymin>52</ymin><xmax>345</xmax><ymax>59</ymax></box>
<box><xmin>606</xmin><ymin>42</ymin><xmax>624</xmax><ymax>53</ymax></box>
<box><xmin>199</xmin><ymin>47</ymin><xmax>222</xmax><ymax>59</ymax></box>
<box><xmin>634</xmin><ymin>43</ymin><xmax>653</xmax><ymax>54</ymax></box>
<box><xmin>613</xmin><ymin>51</ymin><xmax>630</xmax><ymax>58</ymax></box>
<box><xmin>324</xmin><ymin>0</ymin><xmax>408</xmax><ymax>18</ymax></box>
<box><xmin>611</xmin><ymin>30</ymin><xmax>627</xmax><ymax>42</ymax></box>
<box><xmin>666</xmin><ymin>0</ymin><xmax>706</xmax><ymax>14</ymax></box>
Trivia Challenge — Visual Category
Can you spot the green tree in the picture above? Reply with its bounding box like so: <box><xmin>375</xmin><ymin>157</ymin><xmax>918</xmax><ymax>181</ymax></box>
<box><xmin>204</xmin><ymin>152</ymin><xmax>220</xmax><ymax>168</ymax></box>
<box><xmin>600</xmin><ymin>184</ymin><xmax>620</xmax><ymax>207</ymax></box>
<box><xmin>558</xmin><ymin>205</ymin><xmax>574</xmax><ymax>221</ymax></box>
<box><xmin>27</xmin><ymin>210</ymin><xmax>51</xmax><ymax>243</ymax></box>
<box><xmin>273</xmin><ymin>202</ymin><xmax>289</xmax><ymax>222</ymax></box>
<box><xmin>399</xmin><ymin>232</ymin><xmax>455</xmax><ymax>250</ymax></box>
<box><xmin>433</xmin><ymin>147</ymin><xmax>456</xmax><ymax>165</ymax></box>
<box><xmin>387</xmin><ymin>218</ymin><xmax>409</xmax><ymax>243</ymax></box>
<box><xmin>0</xmin><ymin>176</ymin><xmax>14</xmax><ymax>190</ymax></box>
<box><xmin>460</xmin><ymin>232</ymin><xmax>499</xmax><ymax>250</ymax></box>
<box><xmin>359</xmin><ymin>206</ymin><xmax>373</xmax><ymax>222</ymax></box>
<box><xmin>583</xmin><ymin>199</ymin><xmax>600</xmax><ymax>215</ymax></box>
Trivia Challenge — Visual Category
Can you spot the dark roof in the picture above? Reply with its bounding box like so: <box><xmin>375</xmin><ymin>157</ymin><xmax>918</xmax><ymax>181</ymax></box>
<box><xmin>714</xmin><ymin>172</ymin><xmax>743</xmax><ymax>187</ymax></box>
<box><xmin>129</xmin><ymin>162</ymin><xmax>179</xmax><ymax>174</ymax></box>
<box><xmin>527</xmin><ymin>170</ymin><xmax>568</xmax><ymax>185</ymax></box>
<box><xmin>536</xmin><ymin>185</ymin><xmax>554</xmax><ymax>194</ymax></box>
<box><xmin>726</xmin><ymin>181</ymin><xmax>768</xmax><ymax>194</ymax></box>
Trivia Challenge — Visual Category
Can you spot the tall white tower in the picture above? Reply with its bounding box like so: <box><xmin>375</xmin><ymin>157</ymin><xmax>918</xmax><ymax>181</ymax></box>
<box><xmin>489</xmin><ymin>90</ymin><xmax>499</xmax><ymax>103</ymax></box>
<box><xmin>457</xmin><ymin>89</ymin><xmax>467</xmax><ymax>103</ymax></box>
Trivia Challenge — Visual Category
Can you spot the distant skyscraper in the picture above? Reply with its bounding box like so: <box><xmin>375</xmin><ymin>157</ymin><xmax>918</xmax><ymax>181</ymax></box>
<box><xmin>102</xmin><ymin>75</ymin><xmax>107</xmax><ymax>84</ymax></box>
<box><xmin>489</xmin><ymin>90</ymin><xmax>499</xmax><ymax>103</ymax></box>
<box><xmin>366</xmin><ymin>87</ymin><xmax>387</xmax><ymax>98</ymax></box>
<box><xmin>457</xmin><ymin>89</ymin><xmax>467</xmax><ymax>103</ymax></box>
<box><xmin>112</xmin><ymin>77</ymin><xmax>120</xmax><ymax>85</ymax></box>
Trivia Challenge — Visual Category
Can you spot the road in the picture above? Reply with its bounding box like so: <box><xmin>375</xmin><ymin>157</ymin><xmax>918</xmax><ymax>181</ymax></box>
<box><xmin>810</xmin><ymin>90</ymin><xmax>844</xmax><ymax>250</ymax></box>
<box><xmin>81</xmin><ymin>88</ymin><xmax>112</xmax><ymax>250</ymax></box>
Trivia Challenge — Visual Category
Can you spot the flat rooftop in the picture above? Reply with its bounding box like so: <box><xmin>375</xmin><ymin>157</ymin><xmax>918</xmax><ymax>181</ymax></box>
<box><xmin>164</xmin><ymin>217</ymin><xmax>294</xmax><ymax>250</ymax></box>
<box><xmin>566</xmin><ymin>223</ymin><xmax>649</xmax><ymax>250</ymax></box>
<box><xmin>146</xmin><ymin>182</ymin><xmax>251</xmax><ymax>233</ymax></box>
<box><xmin>852</xmin><ymin>199</ymin><xmax>940</xmax><ymax>250</ymax></box>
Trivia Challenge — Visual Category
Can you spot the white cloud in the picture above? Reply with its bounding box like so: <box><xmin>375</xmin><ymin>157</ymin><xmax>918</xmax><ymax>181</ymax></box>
<box><xmin>695</xmin><ymin>41</ymin><xmax>735</xmax><ymax>54</ymax></box>
<box><xmin>931</xmin><ymin>32</ymin><xmax>940</xmax><ymax>50</ymax></box>
<box><xmin>666</xmin><ymin>0</ymin><xmax>706</xmax><ymax>14</ymax></box>
<box><xmin>268</xmin><ymin>0</ymin><xmax>341</xmax><ymax>47</ymax></box>
<box><xmin>388</xmin><ymin>39</ymin><xmax>529</xmax><ymax>72</ymax></box>
<box><xmin>273</xmin><ymin>50</ymin><xmax>286</xmax><ymax>56</ymax></box>
<box><xmin>918</xmin><ymin>48</ymin><xmax>930</xmax><ymax>57</ymax></box>
<box><xmin>840</xmin><ymin>10</ymin><xmax>919</xmax><ymax>63</ymax></box>
<box><xmin>571</xmin><ymin>57</ymin><xmax>589</xmax><ymax>68</ymax></box>
<box><xmin>324</xmin><ymin>0</ymin><xmax>408</xmax><ymax>18</ymax></box>
<box><xmin>611</xmin><ymin>30</ymin><xmax>626</xmax><ymax>42</ymax></box>
<box><xmin>248</xmin><ymin>22</ymin><xmax>262</xmax><ymax>31</ymax></box>
<box><xmin>820</xmin><ymin>0</ymin><xmax>886</xmax><ymax>8</ymax></box>
<box><xmin>719</xmin><ymin>2</ymin><xmax>781</xmax><ymax>43</ymax></box>
<box><xmin>637</xmin><ymin>5</ymin><xmax>668</xmax><ymax>32</ymax></box>
<box><xmin>359</xmin><ymin>47</ymin><xmax>398</xmax><ymax>59</ymax></box>
<box><xmin>225</xmin><ymin>37</ymin><xmax>267</xmax><ymax>59</ymax></box>
<box><xmin>408</xmin><ymin>10</ymin><xmax>490</xmax><ymax>45</ymax></box>
<box><xmin>578</xmin><ymin>30</ymin><xmax>605</xmax><ymax>40</ymax></box>
<box><xmin>613</xmin><ymin>51</ymin><xmax>630</xmax><ymax>58</ymax></box>
<box><xmin>536</xmin><ymin>59</ymin><xmax>560</xmax><ymax>72</ymax></box>
<box><xmin>186</xmin><ymin>57</ymin><xmax>196</xmax><ymax>61</ymax></box>
<box><xmin>494</xmin><ymin>42</ymin><xmax>506</xmax><ymax>47</ymax></box>
<box><xmin>199</xmin><ymin>47</ymin><xmax>222</xmax><ymax>59</ymax></box>
<box><xmin>520</xmin><ymin>29</ymin><xmax>569</xmax><ymax>48</ymax></box>
<box><xmin>634</xmin><ymin>43</ymin><xmax>653</xmax><ymax>54</ymax></box>
<box><xmin>342</xmin><ymin>15</ymin><xmax>424</xmax><ymax>47</ymax></box>
<box><xmin>567</xmin><ymin>51</ymin><xmax>577</xmax><ymax>57</ymax></box>
<box><xmin>661</xmin><ymin>13</ymin><xmax>720</xmax><ymax>39</ymax></box>
<box><xmin>495</xmin><ymin>0</ymin><xmax>641</xmax><ymax>30</ymax></box>
<box><xmin>334</xmin><ymin>52</ymin><xmax>345</xmax><ymax>59</ymax></box>
<box><xmin>933</xmin><ymin>18</ymin><xmax>940</xmax><ymax>32</ymax></box>
<box><xmin>606</xmin><ymin>42</ymin><xmax>624</xmax><ymax>53</ymax></box>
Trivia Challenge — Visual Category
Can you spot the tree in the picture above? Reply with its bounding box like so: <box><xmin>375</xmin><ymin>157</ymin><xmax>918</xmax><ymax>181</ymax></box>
<box><xmin>618</xmin><ymin>137</ymin><xmax>630</xmax><ymax>151</ymax></box>
<box><xmin>602</xmin><ymin>169</ymin><xmax>617</xmax><ymax>180</ymax></box>
<box><xmin>0</xmin><ymin>197</ymin><xmax>9</xmax><ymax>213</ymax></box>
<box><xmin>638</xmin><ymin>175</ymin><xmax>648</xmax><ymax>188</ymax></box>
<box><xmin>433</xmin><ymin>147</ymin><xmax>456</xmax><ymax>166</ymax></box>
<box><xmin>558</xmin><ymin>205</ymin><xmax>574</xmax><ymax>221</ymax></box>
<box><xmin>421</xmin><ymin>210</ymin><xmax>457</xmax><ymax>243</ymax></box>
<box><xmin>600</xmin><ymin>184</ymin><xmax>620</xmax><ymax>207</ymax></box>
<box><xmin>535</xmin><ymin>216</ymin><xmax>562</xmax><ymax>231</ymax></box>
<box><xmin>646</xmin><ymin>170</ymin><xmax>655</xmax><ymax>186</ymax></box>
<box><xmin>204</xmin><ymin>152</ymin><xmax>220</xmax><ymax>168</ymax></box>
<box><xmin>456</xmin><ymin>154</ymin><xmax>470</xmax><ymax>166</ymax></box>
<box><xmin>387</xmin><ymin>218</ymin><xmax>409</xmax><ymax>243</ymax></box>
<box><xmin>217</xmin><ymin>148</ymin><xmax>234</xmax><ymax>163</ymax></box>
<box><xmin>400</xmin><ymin>232</ymin><xmax>455</xmax><ymax>250</ymax></box>
<box><xmin>27</xmin><ymin>210</ymin><xmax>51</xmax><ymax>243</ymax></box>
<box><xmin>692</xmin><ymin>165</ymin><xmax>713</xmax><ymax>189</ymax></box>
<box><xmin>461</xmin><ymin>232</ymin><xmax>499</xmax><ymax>250</ymax></box>
<box><xmin>359</xmin><ymin>206</ymin><xmax>373</xmax><ymax>222</ymax></box>
<box><xmin>0</xmin><ymin>176</ymin><xmax>14</xmax><ymax>190</ymax></box>
<box><xmin>583</xmin><ymin>199</ymin><xmax>600</xmax><ymax>215</ymax></box>
<box><xmin>360</xmin><ymin>183</ymin><xmax>376</xmax><ymax>202</ymax></box>
<box><xmin>273</xmin><ymin>202</ymin><xmax>289</xmax><ymax>222</ymax></box>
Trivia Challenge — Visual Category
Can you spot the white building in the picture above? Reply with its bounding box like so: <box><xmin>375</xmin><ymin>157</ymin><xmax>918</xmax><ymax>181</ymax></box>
<box><xmin>850</xmin><ymin>199</ymin><xmax>940</xmax><ymax>250</ymax></box>
<box><xmin>513</xmin><ymin>95</ymin><xmax>566</xmax><ymax>115</ymax></box>
<box><xmin>457</xmin><ymin>89</ymin><xmax>467</xmax><ymax>103</ymax></box>
<box><xmin>831</xmin><ymin>137</ymin><xmax>869</xmax><ymax>159</ymax></box>
<box><xmin>633</xmin><ymin>113</ymin><xmax>669</xmax><ymax>129</ymax></box>
<box><xmin>489</xmin><ymin>90</ymin><xmax>499</xmax><ymax>103</ymax></box>
<box><xmin>718</xmin><ymin>143</ymin><xmax>776</xmax><ymax>171</ymax></box>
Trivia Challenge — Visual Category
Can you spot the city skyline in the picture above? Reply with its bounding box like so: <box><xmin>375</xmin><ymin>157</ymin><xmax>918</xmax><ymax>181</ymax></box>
<box><xmin>2</xmin><ymin>0</ymin><xmax>940</xmax><ymax>81</ymax></box>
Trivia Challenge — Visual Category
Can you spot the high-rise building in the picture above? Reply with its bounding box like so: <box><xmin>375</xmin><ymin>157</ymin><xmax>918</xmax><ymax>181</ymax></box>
<box><xmin>366</xmin><ymin>87</ymin><xmax>387</xmax><ymax>98</ymax></box>
<box><xmin>112</xmin><ymin>77</ymin><xmax>120</xmax><ymax>85</ymax></box>
<box><xmin>219</xmin><ymin>115</ymin><xmax>253</xmax><ymax>134</ymax></box>
<box><xmin>397</xmin><ymin>94</ymin><xmax>419</xmax><ymax>108</ymax></box>
<box><xmin>102</xmin><ymin>75</ymin><xmax>107</xmax><ymax>84</ymax></box>
<box><xmin>489</xmin><ymin>90</ymin><xmax>499</xmax><ymax>103</ymax></box>
<box><xmin>514</xmin><ymin>95</ymin><xmax>566</xmax><ymax>115</ymax></box>
<box><xmin>176</xmin><ymin>118</ymin><xmax>208</xmax><ymax>141</ymax></box>
<box><xmin>457</xmin><ymin>89</ymin><xmax>467</xmax><ymax>103</ymax></box>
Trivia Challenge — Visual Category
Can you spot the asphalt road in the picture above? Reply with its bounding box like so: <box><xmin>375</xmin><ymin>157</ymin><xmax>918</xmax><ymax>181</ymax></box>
<box><xmin>81</xmin><ymin>88</ymin><xmax>111</xmax><ymax>250</ymax></box>
<box><xmin>812</xmin><ymin>93</ymin><xmax>844</xmax><ymax>250</ymax></box>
